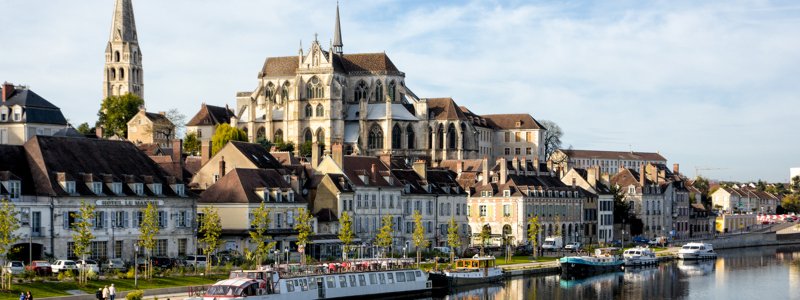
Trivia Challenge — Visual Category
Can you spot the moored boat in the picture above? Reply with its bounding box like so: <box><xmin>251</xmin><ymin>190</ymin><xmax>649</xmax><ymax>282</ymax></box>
<box><xmin>677</xmin><ymin>242</ymin><xmax>717</xmax><ymax>260</ymax></box>
<box><xmin>429</xmin><ymin>255</ymin><xmax>503</xmax><ymax>288</ymax></box>
<box><xmin>623</xmin><ymin>246</ymin><xmax>658</xmax><ymax>266</ymax></box>
<box><xmin>559</xmin><ymin>248</ymin><xmax>623</xmax><ymax>278</ymax></box>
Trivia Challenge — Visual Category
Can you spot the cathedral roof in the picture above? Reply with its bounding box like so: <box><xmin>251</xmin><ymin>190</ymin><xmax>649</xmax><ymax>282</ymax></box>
<box><xmin>186</xmin><ymin>103</ymin><xmax>235</xmax><ymax>127</ymax></box>
<box><xmin>260</xmin><ymin>53</ymin><xmax>401</xmax><ymax>77</ymax></box>
<box><xmin>483</xmin><ymin>114</ymin><xmax>544</xmax><ymax>130</ymax></box>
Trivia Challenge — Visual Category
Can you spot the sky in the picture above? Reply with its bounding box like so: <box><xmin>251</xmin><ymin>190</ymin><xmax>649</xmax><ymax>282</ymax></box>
<box><xmin>1</xmin><ymin>0</ymin><xmax>799</xmax><ymax>182</ymax></box>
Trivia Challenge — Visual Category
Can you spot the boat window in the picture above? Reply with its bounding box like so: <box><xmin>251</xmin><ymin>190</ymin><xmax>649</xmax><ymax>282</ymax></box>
<box><xmin>327</xmin><ymin>276</ymin><xmax>336</xmax><ymax>288</ymax></box>
<box><xmin>286</xmin><ymin>280</ymin><xmax>295</xmax><ymax>293</ymax></box>
<box><xmin>339</xmin><ymin>275</ymin><xmax>347</xmax><ymax>288</ymax></box>
<box><xmin>310</xmin><ymin>278</ymin><xmax>318</xmax><ymax>290</ymax></box>
<box><xmin>416</xmin><ymin>271</ymin><xmax>422</xmax><ymax>278</ymax></box>
<box><xmin>349</xmin><ymin>275</ymin><xmax>357</xmax><ymax>287</ymax></box>
<box><xmin>387</xmin><ymin>272</ymin><xmax>394</xmax><ymax>284</ymax></box>
<box><xmin>682</xmin><ymin>246</ymin><xmax>691</xmax><ymax>249</ymax></box>
<box><xmin>379</xmin><ymin>273</ymin><xmax>386</xmax><ymax>284</ymax></box>
<box><xmin>406</xmin><ymin>271</ymin><xmax>415</xmax><ymax>281</ymax></box>
<box><xmin>359</xmin><ymin>274</ymin><xmax>366</xmax><ymax>286</ymax></box>
<box><xmin>369</xmin><ymin>273</ymin><xmax>377</xmax><ymax>284</ymax></box>
<box><xmin>206</xmin><ymin>285</ymin><xmax>234</xmax><ymax>296</ymax></box>
<box><xmin>397</xmin><ymin>272</ymin><xmax>406</xmax><ymax>282</ymax></box>
<box><xmin>301</xmin><ymin>279</ymin><xmax>309</xmax><ymax>291</ymax></box>
<box><xmin>244</xmin><ymin>283</ymin><xmax>258</xmax><ymax>296</ymax></box>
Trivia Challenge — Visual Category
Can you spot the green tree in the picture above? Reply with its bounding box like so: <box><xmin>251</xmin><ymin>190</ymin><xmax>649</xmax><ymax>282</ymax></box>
<box><xmin>479</xmin><ymin>224</ymin><xmax>491</xmax><ymax>256</ymax></box>
<box><xmin>256</xmin><ymin>137</ymin><xmax>273</xmax><ymax>150</ymax></box>
<box><xmin>375</xmin><ymin>214</ymin><xmax>394</xmax><ymax>258</ymax></box>
<box><xmin>792</xmin><ymin>176</ymin><xmax>800</xmax><ymax>192</ymax></box>
<box><xmin>412</xmin><ymin>210</ymin><xmax>429</xmax><ymax>267</ymax></box>
<box><xmin>273</xmin><ymin>140</ymin><xmax>295</xmax><ymax>152</ymax></box>
<box><xmin>0</xmin><ymin>198</ymin><xmax>20</xmax><ymax>290</ymax></box>
<box><xmin>248</xmin><ymin>202</ymin><xmax>275</xmax><ymax>266</ymax></box>
<box><xmin>72</xmin><ymin>200</ymin><xmax>95</xmax><ymax>285</ymax></box>
<box><xmin>611</xmin><ymin>185</ymin><xmax>632</xmax><ymax>223</ymax></box>
<box><xmin>338</xmin><ymin>211</ymin><xmax>354</xmax><ymax>261</ymax></box>
<box><xmin>138</xmin><ymin>203</ymin><xmax>160</xmax><ymax>280</ymax></box>
<box><xmin>693</xmin><ymin>176</ymin><xmax>710</xmax><ymax>195</ymax></box>
<box><xmin>446</xmin><ymin>217</ymin><xmax>461</xmax><ymax>264</ymax></box>
<box><xmin>294</xmin><ymin>208</ymin><xmax>314</xmax><ymax>265</ymax></box>
<box><xmin>76</xmin><ymin>122</ymin><xmax>92</xmax><ymax>135</ymax></box>
<box><xmin>183</xmin><ymin>131</ymin><xmax>201</xmax><ymax>155</ymax></box>
<box><xmin>527</xmin><ymin>216</ymin><xmax>541</xmax><ymax>258</ymax></box>
<box><xmin>211</xmin><ymin>123</ymin><xmax>247</xmax><ymax>155</ymax></box>
<box><xmin>553</xmin><ymin>215</ymin><xmax>562</xmax><ymax>237</ymax></box>
<box><xmin>782</xmin><ymin>194</ymin><xmax>800</xmax><ymax>213</ymax></box>
<box><xmin>199</xmin><ymin>206</ymin><xmax>222</xmax><ymax>276</ymax></box>
<box><xmin>97</xmin><ymin>93</ymin><xmax>144</xmax><ymax>138</ymax></box>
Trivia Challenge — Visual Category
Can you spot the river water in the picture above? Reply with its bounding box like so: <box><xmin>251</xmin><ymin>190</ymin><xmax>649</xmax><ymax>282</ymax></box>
<box><xmin>417</xmin><ymin>245</ymin><xmax>800</xmax><ymax>300</ymax></box>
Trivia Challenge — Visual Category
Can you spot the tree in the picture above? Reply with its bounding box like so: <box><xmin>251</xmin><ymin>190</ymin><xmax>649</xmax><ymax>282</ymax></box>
<box><xmin>273</xmin><ymin>140</ymin><xmax>295</xmax><ymax>152</ymax></box>
<box><xmin>164</xmin><ymin>108</ymin><xmax>186</xmax><ymax>138</ymax></box>
<box><xmin>0</xmin><ymin>198</ymin><xmax>20</xmax><ymax>290</ymax></box>
<box><xmin>256</xmin><ymin>137</ymin><xmax>273</xmax><ymax>150</ymax></box>
<box><xmin>479</xmin><ymin>225</ymin><xmax>491</xmax><ymax>256</ymax></box>
<box><xmin>299</xmin><ymin>141</ymin><xmax>321</xmax><ymax>157</ymax></box>
<box><xmin>97</xmin><ymin>93</ymin><xmax>144</xmax><ymax>138</ymax></box>
<box><xmin>76</xmin><ymin>122</ymin><xmax>92</xmax><ymax>135</ymax></box>
<box><xmin>693</xmin><ymin>176</ymin><xmax>710</xmax><ymax>195</ymax></box>
<box><xmin>199</xmin><ymin>206</ymin><xmax>222</xmax><ymax>276</ymax></box>
<box><xmin>782</xmin><ymin>194</ymin><xmax>800</xmax><ymax>213</ymax></box>
<box><xmin>792</xmin><ymin>176</ymin><xmax>800</xmax><ymax>192</ymax></box>
<box><xmin>539</xmin><ymin>119</ymin><xmax>563</xmax><ymax>161</ymax></box>
<box><xmin>138</xmin><ymin>203</ymin><xmax>160</xmax><ymax>280</ymax></box>
<box><xmin>72</xmin><ymin>200</ymin><xmax>95</xmax><ymax>285</ymax></box>
<box><xmin>183</xmin><ymin>131</ymin><xmax>201</xmax><ymax>155</ymax></box>
<box><xmin>527</xmin><ymin>216</ymin><xmax>541</xmax><ymax>259</ymax></box>
<box><xmin>756</xmin><ymin>180</ymin><xmax>767</xmax><ymax>192</ymax></box>
<box><xmin>411</xmin><ymin>210</ymin><xmax>429</xmax><ymax>267</ymax></box>
<box><xmin>338</xmin><ymin>211</ymin><xmax>354</xmax><ymax>261</ymax></box>
<box><xmin>211</xmin><ymin>123</ymin><xmax>247</xmax><ymax>155</ymax></box>
<box><xmin>375</xmin><ymin>214</ymin><xmax>394</xmax><ymax>258</ymax></box>
<box><xmin>611</xmin><ymin>185</ymin><xmax>632</xmax><ymax>223</ymax></box>
<box><xmin>247</xmin><ymin>201</ymin><xmax>274</xmax><ymax>267</ymax></box>
<box><xmin>446</xmin><ymin>217</ymin><xmax>461</xmax><ymax>264</ymax></box>
<box><xmin>294</xmin><ymin>208</ymin><xmax>314</xmax><ymax>265</ymax></box>
<box><xmin>553</xmin><ymin>215</ymin><xmax>562</xmax><ymax>237</ymax></box>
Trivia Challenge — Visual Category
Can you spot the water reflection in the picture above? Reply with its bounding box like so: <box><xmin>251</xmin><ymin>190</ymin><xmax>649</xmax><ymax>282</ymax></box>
<box><xmin>417</xmin><ymin>245</ymin><xmax>800</xmax><ymax>300</ymax></box>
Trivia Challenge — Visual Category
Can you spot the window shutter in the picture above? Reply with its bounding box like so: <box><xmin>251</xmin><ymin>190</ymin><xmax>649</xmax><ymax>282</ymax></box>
<box><xmin>124</xmin><ymin>211</ymin><xmax>129</xmax><ymax>228</ymax></box>
<box><xmin>163</xmin><ymin>212</ymin><xmax>168</xmax><ymax>228</ymax></box>
<box><xmin>63</xmin><ymin>212</ymin><xmax>69</xmax><ymax>229</ymax></box>
<box><xmin>111</xmin><ymin>211</ymin><xmax>117</xmax><ymax>228</ymax></box>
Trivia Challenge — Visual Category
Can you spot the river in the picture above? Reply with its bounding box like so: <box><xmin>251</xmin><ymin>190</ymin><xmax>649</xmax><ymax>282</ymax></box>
<box><xmin>416</xmin><ymin>245</ymin><xmax>800</xmax><ymax>300</ymax></box>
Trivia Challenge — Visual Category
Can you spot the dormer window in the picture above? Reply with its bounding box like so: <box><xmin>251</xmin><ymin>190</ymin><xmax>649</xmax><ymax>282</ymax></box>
<box><xmin>503</xmin><ymin>190</ymin><xmax>511</xmax><ymax>197</ymax></box>
<box><xmin>283</xmin><ymin>175</ymin><xmax>291</xmax><ymax>183</ymax></box>
<box><xmin>287</xmin><ymin>191</ymin><xmax>295</xmax><ymax>202</ymax></box>
<box><xmin>12</xmin><ymin>106</ymin><xmax>22</xmax><ymax>121</ymax></box>
<box><xmin>149</xmin><ymin>183</ymin><xmax>162</xmax><ymax>196</ymax></box>
<box><xmin>91</xmin><ymin>182</ymin><xmax>103</xmax><ymax>195</ymax></box>
<box><xmin>359</xmin><ymin>175</ymin><xmax>369</xmax><ymax>185</ymax></box>
<box><xmin>61</xmin><ymin>181</ymin><xmax>76</xmax><ymax>194</ymax></box>
<box><xmin>172</xmin><ymin>184</ymin><xmax>185</xmax><ymax>196</ymax></box>
<box><xmin>275</xmin><ymin>190</ymin><xmax>283</xmax><ymax>202</ymax></box>
<box><xmin>629</xmin><ymin>186</ymin><xmax>636</xmax><ymax>195</ymax></box>
<box><xmin>4</xmin><ymin>180</ymin><xmax>20</xmax><ymax>199</ymax></box>
<box><xmin>111</xmin><ymin>182</ymin><xmax>123</xmax><ymax>195</ymax></box>
<box><xmin>131</xmin><ymin>183</ymin><xmax>144</xmax><ymax>196</ymax></box>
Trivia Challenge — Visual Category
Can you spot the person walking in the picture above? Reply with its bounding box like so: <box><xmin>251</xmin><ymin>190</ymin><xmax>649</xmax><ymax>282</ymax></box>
<box><xmin>26</xmin><ymin>291</ymin><xmax>33</xmax><ymax>300</ymax></box>
<box><xmin>102</xmin><ymin>285</ymin><xmax>109</xmax><ymax>300</ymax></box>
<box><xmin>109</xmin><ymin>284</ymin><xmax>116</xmax><ymax>300</ymax></box>
<box><xmin>19</xmin><ymin>292</ymin><xmax>25</xmax><ymax>300</ymax></box>
<box><xmin>95</xmin><ymin>288</ymin><xmax>102</xmax><ymax>300</ymax></box>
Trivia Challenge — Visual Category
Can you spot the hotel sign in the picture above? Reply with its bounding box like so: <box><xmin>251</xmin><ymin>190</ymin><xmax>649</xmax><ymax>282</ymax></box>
<box><xmin>95</xmin><ymin>200</ymin><xmax>164</xmax><ymax>206</ymax></box>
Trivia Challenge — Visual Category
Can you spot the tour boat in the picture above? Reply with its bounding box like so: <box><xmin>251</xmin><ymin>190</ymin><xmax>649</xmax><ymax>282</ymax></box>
<box><xmin>677</xmin><ymin>242</ymin><xmax>717</xmax><ymax>260</ymax></box>
<box><xmin>188</xmin><ymin>262</ymin><xmax>431</xmax><ymax>300</ymax></box>
<box><xmin>559</xmin><ymin>248</ymin><xmax>623</xmax><ymax>278</ymax></box>
<box><xmin>623</xmin><ymin>246</ymin><xmax>658</xmax><ymax>266</ymax></box>
<box><xmin>429</xmin><ymin>255</ymin><xmax>503</xmax><ymax>288</ymax></box>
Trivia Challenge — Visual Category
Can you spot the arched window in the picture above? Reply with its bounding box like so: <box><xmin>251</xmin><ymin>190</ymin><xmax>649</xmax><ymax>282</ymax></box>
<box><xmin>305</xmin><ymin>104</ymin><xmax>313</xmax><ymax>118</ymax></box>
<box><xmin>406</xmin><ymin>124</ymin><xmax>415</xmax><ymax>149</ymax></box>
<box><xmin>306</xmin><ymin>77</ymin><xmax>323</xmax><ymax>99</ymax></box>
<box><xmin>354</xmin><ymin>81</ymin><xmax>367</xmax><ymax>102</ymax></box>
<box><xmin>132</xmin><ymin>69</ymin><xmax>137</xmax><ymax>83</ymax></box>
<box><xmin>436</xmin><ymin>125</ymin><xmax>444</xmax><ymax>149</ymax></box>
<box><xmin>256</xmin><ymin>127</ymin><xmax>266</xmax><ymax>140</ymax></box>
<box><xmin>274</xmin><ymin>129</ymin><xmax>283</xmax><ymax>143</ymax></box>
<box><xmin>315</xmin><ymin>104</ymin><xmax>324</xmax><ymax>117</ymax></box>
<box><xmin>115</xmin><ymin>51</ymin><xmax>120</xmax><ymax>62</ymax></box>
<box><xmin>389</xmin><ymin>80</ymin><xmax>397</xmax><ymax>102</ymax></box>
<box><xmin>316</xmin><ymin>128</ymin><xmax>325</xmax><ymax>143</ymax></box>
<box><xmin>461</xmin><ymin>123</ymin><xmax>467</xmax><ymax>149</ymax></box>
<box><xmin>110</xmin><ymin>68</ymin><xmax>116</xmax><ymax>80</ymax></box>
<box><xmin>391</xmin><ymin>124</ymin><xmax>402</xmax><ymax>149</ymax></box>
<box><xmin>368</xmin><ymin>125</ymin><xmax>383</xmax><ymax>149</ymax></box>
<box><xmin>428</xmin><ymin>127</ymin><xmax>433</xmax><ymax>148</ymax></box>
<box><xmin>374</xmin><ymin>81</ymin><xmax>384</xmax><ymax>102</ymax></box>
<box><xmin>303</xmin><ymin>129</ymin><xmax>313</xmax><ymax>143</ymax></box>
<box><xmin>447</xmin><ymin>123</ymin><xmax>457</xmax><ymax>149</ymax></box>
<box><xmin>133</xmin><ymin>51</ymin><xmax>137</xmax><ymax>63</ymax></box>
<box><xmin>280</xmin><ymin>82</ymin><xmax>290</xmax><ymax>104</ymax></box>
<box><xmin>119</xmin><ymin>68</ymin><xmax>125</xmax><ymax>80</ymax></box>
<box><xmin>265</xmin><ymin>82</ymin><xmax>275</xmax><ymax>102</ymax></box>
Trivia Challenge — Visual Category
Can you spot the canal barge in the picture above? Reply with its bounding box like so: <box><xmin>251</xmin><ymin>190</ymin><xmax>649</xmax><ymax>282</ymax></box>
<box><xmin>559</xmin><ymin>248</ymin><xmax>623</xmax><ymax>278</ymax></box>
<box><xmin>429</xmin><ymin>255</ymin><xmax>503</xmax><ymax>288</ymax></box>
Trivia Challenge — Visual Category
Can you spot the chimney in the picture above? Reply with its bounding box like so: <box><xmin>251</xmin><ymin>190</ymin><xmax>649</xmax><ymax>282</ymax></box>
<box><xmin>587</xmin><ymin>166</ymin><xmax>598</xmax><ymax>187</ymax></box>
<box><xmin>172</xmin><ymin>139</ymin><xmax>184</xmax><ymax>181</ymax></box>
<box><xmin>521</xmin><ymin>156</ymin><xmax>528</xmax><ymax>174</ymax></box>
<box><xmin>512</xmin><ymin>156</ymin><xmax>520</xmax><ymax>173</ymax></box>
<box><xmin>331</xmin><ymin>142</ymin><xmax>343</xmax><ymax>168</ymax></box>
<box><xmin>412</xmin><ymin>160</ymin><xmax>427</xmax><ymax>180</ymax></box>
<box><xmin>481</xmin><ymin>156</ymin><xmax>489</xmax><ymax>185</ymax></box>
<box><xmin>311</xmin><ymin>141</ymin><xmax>320</xmax><ymax>169</ymax></box>
<box><xmin>456</xmin><ymin>160</ymin><xmax>463</xmax><ymax>175</ymax></box>
<box><xmin>673</xmin><ymin>163</ymin><xmax>680</xmax><ymax>175</ymax></box>
<box><xmin>639</xmin><ymin>165</ymin><xmax>646</xmax><ymax>186</ymax></box>
<box><xmin>533</xmin><ymin>155</ymin><xmax>540</xmax><ymax>176</ymax></box>
<box><xmin>572</xmin><ymin>178</ymin><xmax>576</xmax><ymax>189</ymax></box>
<box><xmin>95</xmin><ymin>126</ymin><xmax>104</xmax><ymax>138</ymax></box>
<box><xmin>159</xmin><ymin>111</ymin><xmax>166</xmax><ymax>116</ymax></box>
<box><xmin>499</xmin><ymin>157</ymin><xmax>507</xmax><ymax>184</ymax></box>
<box><xmin>290</xmin><ymin>175</ymin><xmax>300</xmax><ymax>194</ymax></box>
<box><xmin>370</xmin><ymin>163</ymin><xmax>378</xmax><ymax>184</ymax></box>
<box><xmin>379</xmin><ymin>153</ymin><xmax>392</xmax><ymax>169</ymax></box>
<box><xmin>219</xmin><ymin>156</ymin><xmax>226</xmax><ymax>177</ymax></box>
<box><xmin>600</xmin><ymin>172</ymin><xmax>611</xmax><ymax>186</ymax></box>
<box><xmin>1</xmin><ymin>82</ymin><xmax>13</xmax><ymax>102</ymax></box>
<box><xmin>201</xmin><ymin>140</ymin><xmax>212</xmax><ymax>166</ymax></box>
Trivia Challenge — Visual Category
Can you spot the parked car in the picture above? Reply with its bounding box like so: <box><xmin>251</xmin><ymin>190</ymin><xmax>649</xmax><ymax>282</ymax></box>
<box><xmin>105</xmin><ymin>258</ymin><xmax>127</xmax><ymax>272</ymax></box>
<box><xmin>185</xmin><ymin>255</ymin><xmax>207</xmax><ymax>269</ymax></box>
<box><xmin>632</xmin><ymin>236</ymin><xmax>650</xmax><ymax>244</ymax></box>
<box><xmin>433</xmin><ymin>247</ymin><xmax>451</xmax><ymax>255</ymax></box>
<box><xmin>542</xmin><ymin>236</ymin><xmax>563</xmax><ymax>251</ymax></box>
<box><xmin>3</xmin><ymin>261</ymin><xmax>25</xmax><ymax>275</ymax></box>
<box><xmin>26</xmin><ymin>260</ymin><xmax>52</xmax><ymax>276</ymax></box>
<box><xmin>649</xmin><ymin>236</ymin><xmax>669</xmax><ymax>246</ymax></box>
<box><xmin>51</xmin><ymin>260</ymin><xmax>78</xmax><ymax>274</ymax></box>
<box><xmin>150</xmin><ymin>257</ymin><xmax>173</xmax><ymax>269</ymax></box>
<box><xmin>564</xmin><ymin>242</ymin><xmax>582</xmax><ymax>252</ymax></box>
<box><xmin>77</xmin><ymin>259</ymin><xmax>100</xmax><ymax>273</ymax></box>
<box><xmin>785</xmin><ymin>217</ymin><xmax>795</xmax><ymax>223</ymax></box>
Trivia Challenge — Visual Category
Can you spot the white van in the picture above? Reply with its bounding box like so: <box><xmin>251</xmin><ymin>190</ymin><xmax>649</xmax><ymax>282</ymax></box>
<box><xmin>542</xmin><ymin>236</ymin><xmax>563</xmax><ymax>251</ymax></box>
<box><xmin>185</xmin><ymin>255</ymin><xmax>207</xmax><ymax>268</ymax></box>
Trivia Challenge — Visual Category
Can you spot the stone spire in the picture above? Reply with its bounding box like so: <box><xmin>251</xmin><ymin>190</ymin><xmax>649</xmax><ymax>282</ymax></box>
<box><xmin>103</xmin><ymin>0</ymin><xmax>144</xmax><ymax>100</ymax></box>
<box><xmin>332</xmin><ymin>2</ymin><xmax>343</xmax><ymax>55</ymax></box>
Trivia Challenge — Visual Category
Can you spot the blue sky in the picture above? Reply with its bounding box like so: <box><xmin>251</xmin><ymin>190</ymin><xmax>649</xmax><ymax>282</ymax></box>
<box><xmin>1</xmin><ymin>0</ymin><xmax>799</xmax><ymax>182</ymax></box>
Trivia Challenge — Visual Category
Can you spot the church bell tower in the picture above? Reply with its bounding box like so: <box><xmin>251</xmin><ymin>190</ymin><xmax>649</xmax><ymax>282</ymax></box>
<box><xmin>103</xmin><ymin>0</ymin><xmax>144</xmax><ymax>100</ymax></box>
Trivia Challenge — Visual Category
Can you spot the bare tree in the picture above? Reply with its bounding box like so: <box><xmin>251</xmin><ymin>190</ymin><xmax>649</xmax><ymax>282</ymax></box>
<box><xmin>539</xmin><ymin>120</ymin><xmax>563</xmax><ymax>161</ymax></box>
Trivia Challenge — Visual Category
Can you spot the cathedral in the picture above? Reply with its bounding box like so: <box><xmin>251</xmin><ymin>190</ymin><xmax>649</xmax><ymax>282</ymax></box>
<box><xmin>235</xmin><ymin>4</ymin><xmax>545</xmax><ymax>163</ymax></box>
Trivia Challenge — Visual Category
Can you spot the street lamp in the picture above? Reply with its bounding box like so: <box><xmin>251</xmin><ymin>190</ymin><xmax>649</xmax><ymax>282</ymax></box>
<box><xmin>134</xmin><ymin>243</ymin><xmax>139</xmax><ymax>289</ymax></box>
<box><xmin>274</xmin><ymin>249</ymin><xmax>281</xmax><ymax>268</ymax></box>
<box><xmin>284</xmin><ymin>247</ymin><xmax>289</xmax><ymax>265</ymax></box>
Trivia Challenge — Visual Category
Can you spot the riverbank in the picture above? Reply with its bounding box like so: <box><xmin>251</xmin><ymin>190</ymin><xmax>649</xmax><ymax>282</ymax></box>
<box><xmin>1</xmin><ymin>275</ymin><xmax>224</xmax><ymax>300</ymax></box>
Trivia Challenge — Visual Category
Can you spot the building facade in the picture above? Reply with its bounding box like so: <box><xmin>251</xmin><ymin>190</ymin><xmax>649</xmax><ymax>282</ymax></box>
<box><xmin>1</xmin><ymin>83</ymin><xmax>69</xmax><ymax>145</ymax></box>
<box><xmin>127</xmin><ymin>109</ymin><xmax>175</xmax><ymax>148</ymax></box>
<box><xmin>186</xmin><ymin>103</ymin><xmax>236</xmax><ymax>142</ymax></box>
<box><xmin>551</xmin><ymin>149</ymin><xmax>667</xmax><ymax>176</ymax></box>
<box><xmin>560</xmin><ymin>167</ymin><xmax>613</xmax><ymax>244</ymax></box>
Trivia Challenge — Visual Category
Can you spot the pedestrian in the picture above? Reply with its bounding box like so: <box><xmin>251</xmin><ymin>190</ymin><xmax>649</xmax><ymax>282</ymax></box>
<box><xmin>102</xmin><ymin>285</ymin><xmax>109</xmax><ymax>300</ymax></box>
<box><xmin>26</xmin><ymin>291</ymin><xmax>32</xmax><ymax>300</ymax></box>
<box><xmin>109</xmin><ymin>284</ymin><xmax>116</xmax><ymax>300</ymax></box>
<box><xmin>95</xmin><ymin>288</ymin><xmax>102</xmax><ymax>300</ymax></box>
<box><xmin>19</xmin><ymin>292</ymin><xmax>25</xmax><ymax>300</ymax></box>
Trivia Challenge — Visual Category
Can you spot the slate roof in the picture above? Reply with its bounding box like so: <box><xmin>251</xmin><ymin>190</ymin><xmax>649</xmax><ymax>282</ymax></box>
<box><xmin>260</xmin><ymin>53</ymin><xmax>401</xmax><ymax>77</ymax></box>
<box><xmin>228</xmin><ymin>141</ymin><xmax>284</xmax><ymax>170</ymax></box>
<box><xmin>270</xmin><ymin>151</ymin><xmax>300</xmax><ymax>166</ymax></box>
<box><xmin>186</xmin><ymin>104</ymin><xmax>235</xmax><ymax>127</ymax></box>
<box><xmin>1</xmin><ymin>87</ymin><xmax>68</xmax><ymax>125</ymax></box>
<box><xmin>0</xmin><ymin>145</ymin><xmax>36</xmax><ymax>195</ymax></box>
<box><xmin>560</xmin><ymin>149</ymin><xmax>667</xmax><ymax>162</ymax></box>
<box><xmin>482</xmin><ymin>114</ymin><xmax>544</xmax><ymax>130</ymax></box>
<box><xmin>143</xmin><ymin>112</ymin><xmax>172</xmax><ymax>124</ymax></box>
<box><xmin>341</xmin><ymin>156</ymin><xmax>401</xmax><ymax>187</ymax></box>
<box><xmin>199</xmin><ymin>168</ymin><xmax>305</xmax><ymax>204</ymax></box>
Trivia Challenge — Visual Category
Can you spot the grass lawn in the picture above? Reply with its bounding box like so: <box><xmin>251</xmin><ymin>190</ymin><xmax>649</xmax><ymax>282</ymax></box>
<box><xmin>0</xmin><ymin>275</ymin><xmax>226</xmax><ymax>300</ymax></box>
<box><xmin>496</xmin><ymin>256</ymin><xmax>558</xmax><ymax>266</ymax></box>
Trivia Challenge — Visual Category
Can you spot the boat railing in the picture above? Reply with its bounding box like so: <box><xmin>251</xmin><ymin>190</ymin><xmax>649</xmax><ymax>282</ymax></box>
<box><xmin>270</xmin><ymin>258</ymin><xmax>420</xmax><ymax>278</ymax></box>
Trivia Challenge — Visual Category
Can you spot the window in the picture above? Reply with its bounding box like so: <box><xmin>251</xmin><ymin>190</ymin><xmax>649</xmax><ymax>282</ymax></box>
<box><xmin>355</xmin><ymin>81</ymin><xmax>368</xmax><ymax>101</ymax></box>
<box><xmin>280</xmin><ymin>82</ymin><xmax>290</xmax><ymax>103</ymax></box>
<box><xmin>150</xmin><ymin>183</ymin><xmax>162</xmax><ymax>196</ymax></box>
<box><xmin>114</xmin><ymin>241</ymin><xmax>123</xmax><ymax>258</ymax></box>
<box><xmin>427</xmin><ymin>201</ymin><xmax>433</xmax><ymax>215</ymax></box>
<box><xmin>94</xmin><ymin>211</ymin><xmax>105</xmax><ymax>229</ymax></box>
<box><xmin>503</xmin><ymin>204</ymin><xmax>511</xmax><ymax>217</ymax></box>
<box><xmin>628</xmin><ymin>186</ymin><xmax>635</xmax><ymax>194</ymax></box>
<box><xmin>526</xmin><ymin>148</ymin><xmax>532</xmax><ymax>155</ymax></box>
<box><xmin>131</xmin><ymin>183</ymin><xmax>144</xmax><ymax>196</ymax></box>
<box><xmin>135</xmin><ymin>211</ymin><xmax>144</xmax><ymax>227</ymax></box>
<box><xmin>388</xmin><ymin>81</ymin><xmax>396</xmax><ymax>101</ymax></box>
<box><xmin>504</xmin><ymin>132</ymin><xmax>510</xmax><ymax>143</ymax></box>
<box><xmin>504</xmin><ymin>148</ymin><xmax>510</xmax><ymax>155</ymax></box>
<box><xmin>31</xmin><ymin>212</ymin><xmax>41</xmax><ymax>235</ymax></box>
<box><xmin>392</xmin><ymin>124</ymin><xmax>402</xmax><ymax>149</ymax></box>
<box><xmin>503</xmin><ymin>190</ymin><xmax>511</xmax><ymax>197</ymax></box>
<box><xmin>316</xmin><ymin>104</ymin><xmax>324</xmax><ymax>117</ymax></box>
<box><xmin>306</xmin><ymin>77</ymin><xmax>323</xmax><ymax>98</ymax></box>
<box><xmin>526</xmin><ymin>132</ymin><xmax>532</xmax><ymax>142</ymax></box>
<box><xmin>90</xmin><ymin>241</ymin><xmax>107</xmax><ymax>260</ymax></box>
<box><xmin>158</xmin><ymin>211</ymin><xmax>168</xmax><ymax>228</ymax></box>
<box><xmin>6</xmin><ymin>181</ymin><xmax>20</xmax><ymax>199</ymax></box>
<box><xmin>479</xmin><ymin>205</ymin><xmax>487</xmax><ymax>217</ymax></box>
<box><xmin>178</xmin><ymin>239</ymin><xmax>187</xmax><ymax>256</ymax></box>
<box><xmin>515</xmin><ymin>132</ymin><xmax>522</xmax><ymax>142</ymax></box>
<box><xmin>63</xmin><ymin>211</ymin><xmax>78</xmax><ymax>229</ymax></box>
<box><xmin>368</xmin><ymin>125</ymin><xmax>383</xmax><ymax>149</ymax></box>
<box><xmin>406</xmin><ymin>125</ymin><xmax>415</xmax><ymax>149</ymax></box>
<box><xmin>155</xmin><ymin>239</ymin><xmax>167</xmax><ymax>256</ymax></box>
<box><xmin>515</xmin><ymin>148</ymin><xmax>521</xmax><ymax>155</ymax></box>
<box><xmin>305</xmin><ymin>104</ymin><xmax>313</xmax><ymax>118</ymax></box>
<box><xmin>303</xmin><ymin>129</ymin><xmax>313</xmax><ymax>143</ymax></box>
<box><xmin>374</xmin><ymin>81</ymin><xmax>384</xmax><ymax>102</ymax></box>
<box><xmin>265</xmin><ymin>82</ymin><xmax>275</xmax><ymax>101</ymax></box>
